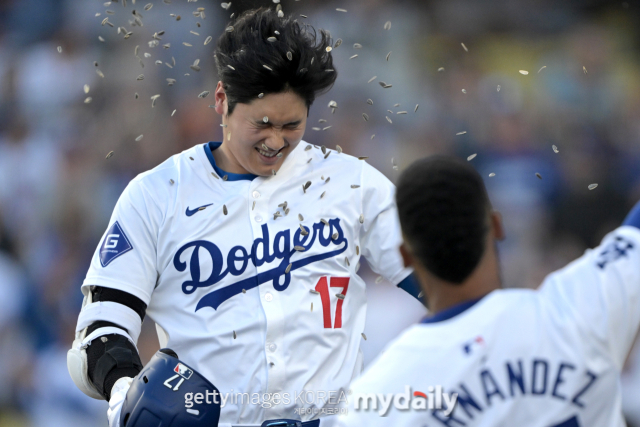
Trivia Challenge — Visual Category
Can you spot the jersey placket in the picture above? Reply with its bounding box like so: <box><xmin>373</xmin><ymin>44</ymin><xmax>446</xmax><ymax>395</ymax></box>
<box><xmin>248</xmin><ymin>176</ymin><xmax>287</xmax><ymax>397</ymax></box>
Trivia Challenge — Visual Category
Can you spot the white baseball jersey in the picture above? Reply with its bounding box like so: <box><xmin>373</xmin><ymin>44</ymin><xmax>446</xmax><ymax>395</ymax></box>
<box><xmin>81</xmin><ymin>140</ymin><xmax>411</xmax><ymax>426</ymax></box>
<box><xmin>336</xmin><ymin>225</ymin><xmax>640</xmax><ymax>427</ymax></box>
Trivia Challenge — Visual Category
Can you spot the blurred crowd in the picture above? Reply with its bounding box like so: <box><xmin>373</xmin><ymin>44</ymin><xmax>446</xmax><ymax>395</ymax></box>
<box><xmin>1</xmin><ymin>0</ymin><xmax>640</xmax><ymax>425</ymax></box>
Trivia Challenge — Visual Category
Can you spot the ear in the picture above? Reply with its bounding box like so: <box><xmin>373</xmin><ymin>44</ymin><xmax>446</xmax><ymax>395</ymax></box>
<box><xmin>399</xmin><ymin>242</ymin><xmax>414</xmax><ymax>268</ymax></box>
<box><xmin>491</xmin><ymin>211</ymin><xmax>505</xmax><ymax>241</ymax></box>
<box><xmin>214</xmin><ymin>81</ymin><xmax>227</xmax><ymax>116</ymax></box>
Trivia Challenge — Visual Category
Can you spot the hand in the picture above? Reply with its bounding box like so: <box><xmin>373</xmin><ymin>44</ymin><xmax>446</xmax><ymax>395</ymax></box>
<box><xmin>107</xmin><ymin>377</ymin><xmax>133</xmax><ymax>427</ymax></box>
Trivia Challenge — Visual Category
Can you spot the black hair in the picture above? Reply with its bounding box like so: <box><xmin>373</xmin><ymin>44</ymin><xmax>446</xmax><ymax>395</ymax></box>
<box><xmin>214</xmin><ymin>8</ymin><xmax>337</xmax><ymax>115</ymax></box>
<box><xmin>396</xmin><ymin>156</ymin><xmax>492</xmax><ymax>284</ymax></box>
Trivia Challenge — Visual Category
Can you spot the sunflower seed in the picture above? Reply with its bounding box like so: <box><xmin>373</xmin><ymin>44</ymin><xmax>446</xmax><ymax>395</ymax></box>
<box><xmin>221</xmin><ymin>2</ymin><xmax>231</xmax><ymax>9</ymax></box>
<box><xmin>552</xmin><ymin>145</ymin><xmax>559</xmax><ymax>153</ymax></box>
<box><xmin>298</xmin><ymin>213</ymin><xmax>304</xmax><ymax>221</ymax></box>
<box><xmin>222</xmin><ymin>175</ymin><xmax>228</xmax><ymax>181</ymax></box>
<box><xmin>332</xmin><ymin>232</ymin><xmax>338</xmax><ymax>240</ymax></box>
<box><xmin>190</xmin><ymin>31</ymin><xmax>200</xmax><ymax>36</ymax></box>
<box><xmin>57</xmin><ymin>46</ymin><xmax>62</xmax><ymax>53</ymax></box>
<box><xmin>83</xmin><ymin>84</ymin><xmax>90</xmax><ymax>94</ymax></box>
<box><xmin>84</xmin><ymin>97</ymin><xmax>92</xmax><ymax>104</ymax></box>
<box><xmin>367</xmin><ymin>76</ymin><xmax>378</xmax><ymax>84</ymax></box>
<box><xmin>294</xmin><ymin>246</ymin><xmax>305</xmax><ymax>251</ymax></box>
<box><xmin>233</xmin><ymin>330</ymin><xmax>237</xmax><ymax>339</ymax></box>
<box><xmin>272</xmin><ymin>169</ymin><xmax>277</xmax><ymax>175</ymax></box>
<box><xmin>226</xmin><ymin>26</ymin><xmax>234</xmax><ymax>32</ymax></box>
<box><xmin>263</xmin><ymin>64</ymin><xmax>273</xmax><ymax>71</ymax></box>
<box><xmin>106</xmin><ymin>151</ymin><xmax>115</xmax><ymax>159</ymax></box>
<box><xmin>358</xmin><ymin>156</ymin><xmax>368</xmax><ymax>160</ymax></box>
<box><xmin>96</xmin><ymin>69</ymin><xmax>105</xmax><ymax>78</ymax></box>
<box><xmin>438</xmin><ymin>67</ymin><xmax>445</xmax><ymax>72</ymax></box>
<box><xmin>190</xmin><ymin>65</ymin><xmax>200</xmax><ymax>72</ymax></box>
<box><xmin>349</xmin><ymin>54</ymin><xmax>358</xmax><ymax>60</ymax></box>
<box><xmin>151</xmin><ymin>94</ymin><xmax>161</xmax><ymax>107</ymax></box>
<box><xmin>190</xmin><ymin>157</ymin><xmax>194</xmax><ymax>161</ymax></box>
<box><xmin>334</xmin><ymin>39</ymin><xmax>342</xmax><ymax>48</ymax></box>
<box><xmin>299</xmin><ymin>224</ymin><xmax>308</xmax><ymax>235</ymax></box>
<box><xmin>350</xmin><ymin>185</ymin><xmax>360</xmax><ymax>189</ymax></box>
<box><xmin>325</xmin><ymin>46</ymin><xmax>333</xmax><ymax>54</ymax></box>
<box><xmin>386</xmin><ymin>51</ymin><xmax>391</xmax><ymax>61</ymax></box>
<box><xmin>135</xmin><ymin>93</ymin><xmax>139</xmax><ymax>99</ymax></box>
<box><xmin>312</xmin><ymin>127</ymin><xmax>320</xmax><ymax>131</ymax></box>
<box><xmin>336</xmin><ymin>293</ymin><xmax>345</xmax><ymax>300</ymax></box>
<box><xmin>198</xmin><ymin>91</ymin><xmax>210</xmax><ymax>98</ymax></box>
<box><xmin>144</xmin><ymin>3</ymin><xmax>152</xmax><ymax>10</ymax></box>
<box><xmin>361</xmin><ymin>113</ymin><xmax>369</xmax><ymax>122</ymax></box>
<box><xmin>304</xmin><ymin>181</ymin><xmax>312</xmax><ymax>191</ymax></box>
<box><xmin>384</xmin><ymin>21</ymin><xmax>391</xmax><ymax>30</ymax></box>
<box><xmin>375</xmin><ymin>276</ymin><xmax>383</xmax><ymax>283</ymax></box>
<box><xmin>361</xmin><ymin>333</ymin><xmax>367</xmax><ymax>340</ymax></box>
<box><xmin>135</xmin><ymin>134</ymin><xmax>144</xmax><ymax>142</ymax></box>
<box><xmin>386</xmin><ymin>116</ymin><xmax>392</xmax><ymax>124</ymax></box>
<box><xmin>336</xmin><ymin>8</ymin><xmax>347</xmax><ymax>12</ymax></box>
<box><xmin>99</xmin><ymin>36</ymin><xmax>105</xmax><ymax>42</ymax></box>
<box><xmin>223</xmin><ymin>205</ymin><xmax>228</xmax><ymax>215</ymax></box>
<box><xmin>537</xmin><ymin>65</ymin><xmax>547</xmax><ymax>73</ymax></box>
<box><xmin>263</xmin><ymin>116</ymin><xmax>269</xmax><ymax>123</ymax></box>
<box><xmin>379</xmin><ymin>82</ymin><xmax>392</xmax><ymax>88</ymax></box>
<box><xmin>136</xmin><ymin>74</ymin><xmax>144</xmax><ymax>81</ymax></box>
<box><xmin>387</xmin><ymin>109</ymin><xmax>393</xmax><ymax>114</ymax></box>
<box><xmin>300</xmin><ymin>14</ymin><xmax>307</xmax><ymax>18</ymax></box>
<box><xmin>497</xmin><ymin>85</ymin><xmax>501</xmax><ymax>92</ymax></box>
<box><xmin>397</xmin><ymin>111</ymin><xmax>407</xmax><ymax>115</ymax></box>
<box><xmin>227</xmin><ymin>132</ymin><xmax>231</xmax><ymax>141</ymax></box>
<box><xmin>366</xmin><ymin>99</ymin><xmax>373</xmax><ymax>106</ymax></box>
<box><xmin>183</xmin><ymin>42</ymin><xmax>192</xmax><ymax>47</ymax></box>
<box><xmin>267</xmin><ymin>37</ymin><xmax>277</xmax><ymax>42</ymax></box>
<box><xmin>274</xmin><ymin>31</ymin><xmax>280</xmax><ymax>35</ymax></box>
<box><xmin>169</xmin><ymin>179</ymin><xmax>175</xmax><ymax>185</ymax></box>
<box><xmin>359</xmin><ymin>214</ymin><xmax>364</xmax><ymax>223</ymax></box>
<box><xmin>212</xmin><ymin>172</ymin><xmax>219</xmax><ymax>179</ymax></box>
<box><xmin>456</xmin><ymin>131</ymin><xmax>467</xmax><ymax>135</ymax></box>
<box><xmin>583</xmin><ymin>66</ymin><xmax>587</xmax><ymax>74</ymax></box>
<box><xmin>242</xmin><ymin>288</ymin><xmax>246</xmax><ymax>294</ymax></box>
<box><xmin>155</xmin><ymin>60</ymin><xmax>163</xmax><ymax>66</ymax></box>
<box><xmin>535</xmin><ymin>173</ymin><xmax>542</xmax><ymax>179</ymax></box>
<box><xmin>467</xmin><ymin>153</ymin><xmax>477</xmax><ymax>161</ymax></box>
<box><xmin>461</xmin><ymin>42</ymin><xmax>468</xmax><ymax>52</ymax></box>
<box><xmin>320</xmin><ymin>191</ymin><xmax>326</xmax><ymax>198</ymax></box>
<box><xmin>310</xmin><ymin>289</ymin><xmax>319</xmax><ymax>295</ymax></box>
<box><xmin>356</xmin><ymin>245</ymin><xmax>360</xmax><ymax>255</ymax></box>
<box><xmin>489</xmin><ymin>173</ymin><xmax>496</xmax><ymax>177</ymax></box>
<box><xmin>227</xmin><ymin>65</ymin><xmax>235</xmax><ymax>71</ymax></box>
<box><xmin>336</xmin><ymin>145</ymin><xmax>342</xmax><ymax>153</ymax></box>
<box><xmin>204</xmin><ymin>36</ymin><xmax>213</xmax><ymax>45</ymax></box>
<box><xmin>588</xmin><ymin>183</ymin><xmax>598</xmax><ymax>190</ymax></box>
<box><xmin>307</xmin><ymin>158</ymin><xmax>312</xmax><ymax>163</ymax></box>
<box><xmin>418</xmin><ymin>291</ymin><xmax>424</xmax><ymax>298</ymax></box>
<box><xmin>286</xmin><ymin>52</ymin><xmax>293</xmax><ymax>62</ymax></box>
<box><xmin>322</xmin><ymin>126</ymin><xmax>332</xmax><ymax>131</ymax></box>
<box><xmin>354</xmin><ymin>43</ymin><xmax>362</xmax><ymax>49</ymax></box>
<box><xmin>285</xmin><ymin>263</ymin><xmax>292</xmax><ymax>274</ymax></box>
<box><xmin>324</xmin><ymin>152</ymin><xmax>331</xmax><ymax>159</ymax></box>
<box><xmin>519</xmin><ymin>70</ymin><xmax>529</xmax><ymax>75</ymax></box>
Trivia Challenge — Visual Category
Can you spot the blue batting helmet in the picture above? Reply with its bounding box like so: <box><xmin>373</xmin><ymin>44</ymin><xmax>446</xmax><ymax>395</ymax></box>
<box><xmin>120</xmin><ymin>348</ymin><xmax>221</xmax><ymax>427</ymax></box>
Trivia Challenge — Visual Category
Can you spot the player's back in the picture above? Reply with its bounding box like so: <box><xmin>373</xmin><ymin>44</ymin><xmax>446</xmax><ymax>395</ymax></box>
<box><xmin>337</xmin><ymin>225</ymin><xmax>640</xmax><ymax>427</ymax></box>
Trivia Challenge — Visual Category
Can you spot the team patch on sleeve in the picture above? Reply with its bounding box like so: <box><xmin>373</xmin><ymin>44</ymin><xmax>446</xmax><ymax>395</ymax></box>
<box><xmin>99</xmin><ymin>221</ymin><xmax>133</xmax><ymax>267</ymax></box>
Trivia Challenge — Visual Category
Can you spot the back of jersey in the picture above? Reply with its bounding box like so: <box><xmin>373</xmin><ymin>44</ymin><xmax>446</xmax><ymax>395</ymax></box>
<box><xmin>338</xmin><ymin>225</ymin><xmax>640</xmax><ymax>427</ymax></box>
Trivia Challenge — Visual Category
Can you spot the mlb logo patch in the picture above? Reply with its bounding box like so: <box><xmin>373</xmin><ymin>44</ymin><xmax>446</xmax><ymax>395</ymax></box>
<box><xmin>99</xmin><ymin>221</ymin><xmax>133</xmax><ymax>267</ymax></box>
<box><xmin>174</xmin><ymin>363</ymin><xmax>193</xmax><ymax>380</ymax></box>
<box><xmin>463</xmin><ymin>336</ymin><xmax>485</xmax><ymax>355</ymax></box>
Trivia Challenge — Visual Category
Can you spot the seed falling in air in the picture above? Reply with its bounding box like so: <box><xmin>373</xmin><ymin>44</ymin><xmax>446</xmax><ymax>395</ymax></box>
<box><xmin>375</xmin><ymin>276</ymin><xmax>383</xmax><ymax>283</ymax></box>
<box><xmin>583</xmin><ymin>66</ymin><xmax>587</xmax><ymax>74</ymax></box>
<box><xmin>351</xmin><ymin>185</ymin><xmax>360</xmax><ymax>189</ymax></box>
<box><xmin>84</xmin><ymin>84</ymin><xmax>90</xmax><ymax>94</ymax></box>
<box><xmin>489</xmin><ymin>173</ymin><xmax>496</xmax><ymax>177</ymax></box>
<box><xmin>467</xmin><ymin>153</ymin><xmax>477</xmax><ymax>161</ymax></box>
<box><xmin>298</xmin><ymin>213</ymin><xmax>304</xmax><ymax>221</ymax></box>
<box><xmin>359</xmin><ymin>214</ymin><xmax>364</xmax><ymax>224</ymax></box>
<box><xmin>135</xmin><ymin>135</ymin><xmax>144</xmax><ymax>141</ymax></box>
<box><xmin>384</xmin><ymin>21</ymin><xmax>391</xmax><ymax>30</ymax></box>
<box><xmin>169</xmin><ymin>179</ymin><xmax>175</xmax><ymax>185</ymax></box>
<box><xmin>223</xmin><ymin>205</ymin><xmax>228</xmax><ymax>215</ymax></box>
<box><xmin>336</xmin><ymin>8</ymin><xmax>347</xmax><ymax>12</ymax></box>
<box><xmin>96</xmin><ymin>69</ymin><xmax>105</xmax><ymax>78</ymax></box>
<box><xmin>221</xmin><ymin>2</ymin><xmax>231</xmax><ymax>9</ymax></box>
<box><xmin>267</xmin><ymin>37</ymin><xmax>277</xmax><ymax>42</ymax></box>
<box><xmin>366</xmin><ymin>99</ymin><xmax>373</xmax><ymax>106</ymax></box>
<box><xmin>414</xmin><ymin>104</ymin><xmax>419</xmax><ymax>112</ymax></box>
<box><xmin>286</xmin><ymin>51</ymin><xmax>293</xmax><ymax>61</ymax></box>
<box><xmin>336</xmin><ymin>145</ymin><xmax>343</xmax><ymax>153</ymax></box>
<box><xmin>536</xmin><ymin>173</ymin><xmax>542</xmax><ymax>180</ymax></box>
<box><xmin>588</xmin><ymin>183</ymin><xmax>598</xmax><ymax>190</ymax></box>
<box><xmin>386</xmin><ymin>116</ymin><xmax>392</xmax><ymax>124</ymax></box>
<box><xmin>456</xmin><ymin>131</ymin><xmax>467</xmax><ymax>135</ymax></box>
<box><xmin>57</xmin><ymin>46</ymin><xmax>62</xmax><ymax>53</ymax></box>
<box><xmin>367</xmin><ymin>76</ymin><xmax>377</xmax><ymax>83</ymax></box>
<box><xmin>552</xmin><ymin>145</ymin><xmax>559</xmax><ymax>153</ymax></box>
<box><xmin>183</xmin><ymin>42</ymin><xmax>192</xmax><ymax>47</ymax></box>
<box><xmin>350</xmin><ymin>54</ymin><xmax>358</xmax><ymax>60</ymax></box>
<box><xmin>106</xmin><ymin>151</ymin><xmax>114</xmax><ymax>159</ymax></box>
<box><xmin>277</xmin><ymin>10</ymin><xmax>284</xmax><ymax>17</ymax></box>
<box><xmin>233</xmin><ymin>331</ymin><xmax>236</xmax><ymax>339</ymax></box>
<box><xmin>227</xmin><ymin>65</ymin><xmax>235</xmax><ymax>70</ymax></box>
<box><xmin>144</xmin><ymin>3</ymin><xmax>152</xmax><ymax>10</ymax></box>
<box><xmin>358</xmin><ymin>156</ymin><xmax>368</xmax><ymax>160</ymax></box>
<box><xmin>258</xmin><ymin>93</ymin><xmax>264</xmax><ymax>99</ymax></box>
<box><xmin>362</xmin><ymin>113</ymin><xmax>369</xmax><ymax>122</ymax></box>
<box><xmin>204</xmin><ymin>36</ymin><xmax>213</xmax><ymax>45</ymax></box>
<box><xmin>320</xmin><ymin>191</ymin><xmax>326</xmax><ymax>198</ymax></box>
<box><xmin>519</xmin><ymin>70</ymin><xmax>529</xmax><ymax>75</ymax></box>
<box><xmin>84</xmin><ymin>97</ymin><xmax>92</xmax><ymax>104</ymax></box>
<box><xmin>98</xmin><ymin>36</ymin><xmax>105</xmax><ymax>42</ymax></box>
<box><xmin>334</xmin><ymin>39</ymin><xmax>342</xmax><ymax>48</ymax></box>
<box><xmin>356</xmin><ymin>245</ymin><xmax>360</xmax><ymax>255</ymax></box>
<box><xmin>198</xmin><ymin>91</ymin><xmax>210</xmax><ymax>98</ymax></box>
<box><xmin>361</xmin><ymin>333</ymin><xmax>367</xmax><ymax>340</ymax></box>
<box><xmin>263</xmin><ymin>64</ymin><xmax>273</xmax><ymax>71</ymax></box>
<box><xmin>137</xmin><ymin>74</ymin><xmax>144</xmax><ymax>81</ymax></box>
<box><xmin>438</xmin><ymin>67</ymin><xmax>445</xmax><ymax>72</ymax></box>
<box><xmin>151</xmin><ymin>94</ymin><xmax>161</xmax><ymax>107</ymax></box>
<box><xmin>226</xmin><ymin>26</ymin><xmax>234</xmax><ymax>32</ymax></box>
<box><xmin>386</xmin><ymin>51</ymin><xmax>391</xmax><ymax>61</ymax></box>
<box><xmin>135</xmin><ymin>93</ymin><xmax>139</xmax><ymax>99</ymax></box>
<box><xmin>538</xmin><ymin>66</ymin><xmax>547</xmax><ymax>73</ymax></box>
<box><xmin>304</xmin><ymin>145</ymin><xmax>312</xmax><ymax>151</ymax></box>
<box><xmin>497</xmin><ymin>85</ymin><xmax>501</xmax><ymax>92</ymax></box>
<box><xmin>462</xmin><ymin>89</ymin><xmax>467</xmax><ymax>94</ymax></box>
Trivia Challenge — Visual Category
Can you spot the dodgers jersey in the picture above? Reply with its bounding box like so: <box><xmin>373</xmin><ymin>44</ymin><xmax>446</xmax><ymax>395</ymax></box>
<box><xmin>81</xmin><ymin>140</ymin><xmax>411</xmax><ymax>426</ymax></box>
<box><xmin>336</xmin><ymin>225</ymin><xmax>640</xmax><ymax>427</ymax></box>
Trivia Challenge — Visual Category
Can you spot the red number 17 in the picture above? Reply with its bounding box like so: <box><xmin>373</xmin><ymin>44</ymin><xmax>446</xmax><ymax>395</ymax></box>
<box><xmin>315</xmin><ymin>277</ymin><xmax>350</xmax><ymax>329</ymax></box>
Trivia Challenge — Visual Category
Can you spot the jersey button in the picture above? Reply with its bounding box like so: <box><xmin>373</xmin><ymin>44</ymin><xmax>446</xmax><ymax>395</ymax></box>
<box><xmin>252</xmin><ymin>190</ymin><xmax>261</xmax><ymax>199</ymax></box>
<box><xmin>255</xmin><ymin>215</ymin><xmax>263</xmax><ymax>223</ymax></box>
<box><xmin>264</xmin><ymin>292</ymin><xmax>273</xmax><ymax>302</ymax></box>
<box><xmin>267</xmin><ymin>343</ymin><xmax>277</xmax><ymax>352</ymax></box>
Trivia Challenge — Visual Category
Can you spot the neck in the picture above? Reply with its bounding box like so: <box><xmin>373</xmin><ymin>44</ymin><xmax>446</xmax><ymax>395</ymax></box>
<box><xmin>422</xmin><ymin>242</ymin><xmax>501</xmax><ymax>315</ymax></box>
<box><xmin>213</xmin><ymin>141</ymin><xmax>250</xmax><ymax>175</ymax></box>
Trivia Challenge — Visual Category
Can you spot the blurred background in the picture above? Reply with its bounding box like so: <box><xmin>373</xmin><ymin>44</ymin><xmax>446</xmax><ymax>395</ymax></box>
<box><xmin>1</xmin><ymin>0</ymin><xmax>640</xmax><ymax>425</ymax></box>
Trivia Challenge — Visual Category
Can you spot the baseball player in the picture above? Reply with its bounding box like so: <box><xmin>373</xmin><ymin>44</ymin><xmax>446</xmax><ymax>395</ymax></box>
<box><xmin>67</xmin><ymin>8</ymin><xmax>421</xmax><ymax>427</ymax></box>
<box><xmin>336</xmin><ymin>155</ymin><xmax>640</xmax><ymax>426</ymax></box>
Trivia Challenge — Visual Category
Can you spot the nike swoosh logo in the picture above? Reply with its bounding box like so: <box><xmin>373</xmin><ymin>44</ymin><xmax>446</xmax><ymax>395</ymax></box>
<box><xmin>185</xmin><ymin>204</ymin><xmax>213</xmax><ymax>217</ymax></box>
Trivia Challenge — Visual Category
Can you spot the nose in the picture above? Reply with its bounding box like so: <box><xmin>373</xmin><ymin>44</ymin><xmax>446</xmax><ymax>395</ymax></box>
<box><xmin>263</xmin><ymin>130</ymin><xmax>286</xmax><ymax>151</ymax></box>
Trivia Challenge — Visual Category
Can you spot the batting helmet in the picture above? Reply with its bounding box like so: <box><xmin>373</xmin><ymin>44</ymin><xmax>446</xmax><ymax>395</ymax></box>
<box><xmin>120</xmin><ymin>348</ymin><xmax>221</xmax><ymax>427</ymax></box>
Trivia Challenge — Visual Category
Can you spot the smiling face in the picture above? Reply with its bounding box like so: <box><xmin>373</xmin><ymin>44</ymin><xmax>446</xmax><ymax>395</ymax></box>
<box><xmin>213</xmin><ymin>82</ymin><xmax>308</xmax><ymax>176</ymax></box>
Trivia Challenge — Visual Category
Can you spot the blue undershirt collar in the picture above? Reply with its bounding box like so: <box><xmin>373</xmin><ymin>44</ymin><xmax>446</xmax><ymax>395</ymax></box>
<box><xmin>204</xmin><ymin>141</ymin><xmax>257</xmax><ymax>181</ymax></box>
<box><xmin>421</xmin><ymin>296</ymin><xmax>485</xmax><ymax>324</ymax></box>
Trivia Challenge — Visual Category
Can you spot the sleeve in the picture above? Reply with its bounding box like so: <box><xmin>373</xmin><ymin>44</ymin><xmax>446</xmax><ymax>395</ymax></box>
<box><xmin>359</xmin><ymin>163</ymin><xmax>413</xmax><ymax>285</ymax></box>
<box><xmin>81</xmin><ymin>178</ymin><xmax>162</xmax><ymax>305</ymax></box>
<box><xmin>538</xmin><ymin>225</ymin><xmax>640</xmax><ymax>368</ymax></box>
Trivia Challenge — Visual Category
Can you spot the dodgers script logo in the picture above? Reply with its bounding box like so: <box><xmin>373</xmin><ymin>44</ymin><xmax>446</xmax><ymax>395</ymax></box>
<box><xmin>173</xmin><ymin>218</ymin><xmax>348</xmax><ymax>311</ymax></box>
